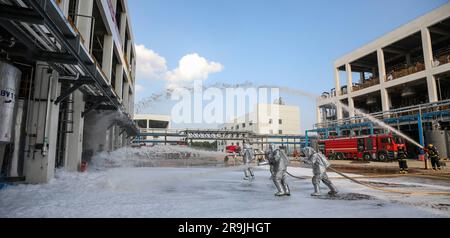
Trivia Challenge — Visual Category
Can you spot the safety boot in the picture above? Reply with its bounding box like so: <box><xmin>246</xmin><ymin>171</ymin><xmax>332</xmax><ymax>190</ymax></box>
<box><xmin>283</xmin><ymin>182</ymin><xmax>291</xmax><ymax>196</ymax></box>
<box><xmin>323</xmin><ymin>178</ymin><xmax>338</xmax><ymax>196</ymax></box>
<box><xmin>274</xmin><ymin>181</ymin><xmax>286</xmax><ymax>196</ymax></box>
<box><xmin>311</xmin><ymin>183</ymin><xmax>321</xmax><ymax>196</ymax></box>
<box><xmin>243</xmin><ymin>169</ymin><xmax>251</xmax><ymax>180</ymax></box>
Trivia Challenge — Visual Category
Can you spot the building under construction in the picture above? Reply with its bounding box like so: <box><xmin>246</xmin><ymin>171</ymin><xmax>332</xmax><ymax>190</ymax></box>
<box><xmin>315</xmin><ymin>3</ymin><xmax>450</xmax><ymax>159</ymax></box>
<box><xmin>0</xmin><ymin>0</ymin><xmax>138</xmax><ymax>183</ymax></box>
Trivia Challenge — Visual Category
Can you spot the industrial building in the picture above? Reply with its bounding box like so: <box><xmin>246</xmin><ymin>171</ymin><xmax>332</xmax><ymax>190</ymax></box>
<box><xmin>316</xmin><ymin>3</ymin><xmax>450</xmax><ymax>158</ymax></box>
<box><xmin>218</xmin><ymin>100</ymin><xmax>301</xmax><ymax>152</ymax></box>
<box><xmin>133</xmin><ymin>114</ymin><xmax>171</xmax><ymax>144</ymax></box>
<box><xmin>0</xmin><ymin>0</ymin><xmax>138</xmax><ymax>183</ymax></box>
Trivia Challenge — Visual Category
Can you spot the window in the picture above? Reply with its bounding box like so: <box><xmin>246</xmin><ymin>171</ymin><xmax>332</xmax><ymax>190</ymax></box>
<box><xmin>231</xmin><ymin>126</ymin><xmax>234</xmax><ymax>130</ymax></box>
<box><xmin>249</xmin><ymin>121</ymin><xmax>253</xmax><ymax>126</ymax></box>
<box><xmin>279</xmin><ymin>130</ymin><xmax>283</xmax><ymax>135</ymax></box>
<box><xmin>279</xmin><ymin>119</ymin><xmax>283</xmax><ymax>125</ymax></box>
<box><xmin>242</xmin><ymin>123</ymin><xmax>246</xmax><ymax>128</ymax></box>
<box><xmin>269</xmin><ymin>119</ymin><xmax>273</xmax><ymax>124</ymax></box>
<box><xmin>135</xmin><ymin>119</ymin><xmax>147</xmax><ymax>129</ymax></box>
<box><xmin>236</xmin><ymin>125</ymin><xmax>240</xmax><ymax>129</ymax></box>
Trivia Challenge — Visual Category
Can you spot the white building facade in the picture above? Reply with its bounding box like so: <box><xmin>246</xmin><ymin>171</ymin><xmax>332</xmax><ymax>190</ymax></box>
<box><xmin>218</xmin><ymin>103</ymin><xmax>301</xmax><ymax>152</ymax></box>
<box><xmin>317</xmin><ymin>3</ymin><xmax>450</xmax><ymax>124</ymax></box>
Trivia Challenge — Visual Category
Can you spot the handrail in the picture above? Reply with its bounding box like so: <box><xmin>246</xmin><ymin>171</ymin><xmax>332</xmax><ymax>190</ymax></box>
<box><xmin>315</xmin><ymin>99</ymin><xmax>450</xmax><ymax>128</ymax></box>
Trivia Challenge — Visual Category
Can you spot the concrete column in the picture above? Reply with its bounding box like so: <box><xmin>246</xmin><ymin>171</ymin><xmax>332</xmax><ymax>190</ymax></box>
<box><xmin>122</xmin><ymin>81</ymin><xmax>129</xmax><ymax>113</ymax></box>
<box><xmin>24</xmin><ymin>64</ymin><xmax>60</xmax><ymax>183</ymax></box>
<box><xmin>345</xmin><ymin>64</ymin><xmax>353</xmax><ymax>92</ymax></box>
<box><xmin>119</xmin><ymin>13</ymin><xmax>127</xmax><ymax>50</ymax></box>
<box><xmin>129</xmin><ymin>92</ymin><xmax>134</xmax><ymax>117</ymax></box>
<box><xmin>348</xmin><ymin>97</ymin><xmax>355</xmax><ymax>118</ymax></box>
<box><xmin>381</xmin><ymin>88</ymin><xmax>390</xmax><ymax>112</ymax></box>
<box><xmin>131</xmin><ymin>57</ymin><xmax>136</xmax><ymax>80</ymax></box>
<box><xmin>102</xmin><ymin>35</ymin><xmax>114</xmax><ymax>82</ymax></box>
<box><xmin>421</xmin><ymin>28</ymin><xmax>434</xmax><ymax>71</ymax></box>
<box><xmin>115</xmin><ymin>64</ymin><xmax>124</xmax><ymax>100</ymax></box>
<box><xmin>316</xmin><ymin>107</ymin><xmax>322</xmax><ymax>124</ymax></box>
<box><xmin>126</xmin><ymin>40</ymin><xmax>132</xmax><ymax>65</ymax></box>
<box><xmin>334</xmin><ymin>67</ymin><xmax>341</xmax><ymax>96</ymax></box>
<box><xmin>427</xmin><ymin>75</ymin><xmax>439</xmax><ymax>102</ymax></box>
<box><xmin>75</xmin><ymin>0</ymin><xmax>94</xmax><ymax>49</ymax></box>
<box><xmin>422</xmin><ymin>28</ymin><xmax>438</xmax><ymax>102</ymax></box>
<box><xmin>64</xmin><ymin>90</ymin><xmax>85</xmax><ymax>172</ymax></box>
<box><xmin>111</xmin><ymin>0</ymin><xmax>118</xmax><ymax>12</ymax></box>
<box><xmin>336</xmin><ymin>101</ymin><xmax>343</xmax><ymax>120</ymax></box>
<box><xmin>377</xmin><ymin>49</ymin><xmax>386</xmax><ymax>83</ymax></box>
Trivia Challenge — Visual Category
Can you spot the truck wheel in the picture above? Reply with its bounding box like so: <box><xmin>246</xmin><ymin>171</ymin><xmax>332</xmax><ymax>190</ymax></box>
<box><xmin>363</xmin><ymin>153</ymin><xmax>372</xmax><ymax>161</ymax></box>
<box><xmin>377</xmin><ymin>151</ymin><xmax>388</xmax><ymax>162</ymax></box>
<box><xmin>336</xmin><ymin>152</ymin><xmax>345</xmax><ymax>160</ymax></box>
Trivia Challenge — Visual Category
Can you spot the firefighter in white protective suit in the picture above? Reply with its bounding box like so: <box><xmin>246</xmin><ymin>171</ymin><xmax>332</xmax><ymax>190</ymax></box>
<box><xmin>266</xmin><ymin>144</ymin><xmax>291</xmax><ymax>196</ymax></box>
<box><xmin>301</xmin><ymin>147</ymin><xmax>338</xmax><ymax>196</ymax></box>
<box><xmin>242</xmin><ymin>140</ymin><xmax>255</xmax><ymax>180</ymax></box>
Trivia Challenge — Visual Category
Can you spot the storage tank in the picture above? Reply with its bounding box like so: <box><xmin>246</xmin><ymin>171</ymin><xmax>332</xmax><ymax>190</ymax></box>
<box><xmin>425</xmin><ymin>130</ymin><xmax>450</xmax><ymax>159</ymax></box>
<box><xmin>0</xmin><ymin>61</ymin><xmax>22</xmax><ymax>143</ymax></box>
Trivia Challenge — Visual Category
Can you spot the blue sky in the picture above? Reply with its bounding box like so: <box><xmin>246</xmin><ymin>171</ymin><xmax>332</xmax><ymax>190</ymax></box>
<box><xmin>128</xmin><ymin>0</ymin><xmax>449</xmax><ymax>132</ymax></box>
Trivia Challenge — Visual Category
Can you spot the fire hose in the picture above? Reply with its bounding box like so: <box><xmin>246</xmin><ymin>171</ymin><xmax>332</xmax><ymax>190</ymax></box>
<box><xmin>285</xmin><ymin>166</ymin><xmax>450</xmax><ymax>196</ymax></box>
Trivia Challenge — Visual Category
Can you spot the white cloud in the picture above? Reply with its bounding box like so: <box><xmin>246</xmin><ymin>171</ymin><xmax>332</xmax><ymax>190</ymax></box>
<box><xmin>135</xmin><ymin>44</ymin><xmax>167</xmax><ymax>81</ymax></box>
<box><xmin>135</xmin><ymin>84</ymin><xmax>145</xmax><ymax>93</ymax></box>
<box><xmin>135</xmin><ymin>44</ymin><xmax>223</xmax><ymax>89</ymax></box>
<box><xmin>166</xmin><ymin>53</ymin><xmax>224</xmax><ymax>83</ymax></box>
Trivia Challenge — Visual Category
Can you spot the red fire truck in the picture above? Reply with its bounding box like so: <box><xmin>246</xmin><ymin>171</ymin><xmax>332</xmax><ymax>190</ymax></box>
<box><xmin>318</xmin><ymin>134</ymin><xmax>406</xmax><ymax>161</ymax></box>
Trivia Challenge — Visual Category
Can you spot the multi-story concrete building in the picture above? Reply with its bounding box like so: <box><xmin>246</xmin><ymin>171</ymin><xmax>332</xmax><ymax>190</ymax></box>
<box><xmin>134</xmin><ymin>114</ymin><xmax>171</xmax><ymax>131</ymax></box>
<box><xmin>133</xmin><ymin>114</ymin><xmax>172</xmax><ymax>144</ymax></box>
<box><xmin>316</xmin><ymin>3</ymin><xmax>450</xmax><ymax>158</ymax></box>
<box><xmin>218</xmin><ymin>101</ymin><xmax>301</xmax><ymax>152</ymax></box>
<box><xmin>0</xmin><ymin>0</ymin><xmax>137</xmax><ymax>183</ymax></box>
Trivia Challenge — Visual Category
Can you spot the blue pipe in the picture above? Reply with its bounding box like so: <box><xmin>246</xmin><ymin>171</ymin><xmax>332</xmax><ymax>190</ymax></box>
<box><xmin>418</xmin><ymin>114</ymin><xmax>425</xmax><ymax>154</ymax></box>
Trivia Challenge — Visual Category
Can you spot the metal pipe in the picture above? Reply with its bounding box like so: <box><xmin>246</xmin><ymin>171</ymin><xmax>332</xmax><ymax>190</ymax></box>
<box><xmin>41</xmin><ymin>74</ymin><xmax>53</xmax><ymax>157</ymax></box>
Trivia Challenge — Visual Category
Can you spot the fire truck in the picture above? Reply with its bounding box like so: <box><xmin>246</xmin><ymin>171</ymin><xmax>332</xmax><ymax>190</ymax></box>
<box><xmin>318</xmin><ymin>134</ymin><xmax>406</xmax><ymax>161</ymax></box>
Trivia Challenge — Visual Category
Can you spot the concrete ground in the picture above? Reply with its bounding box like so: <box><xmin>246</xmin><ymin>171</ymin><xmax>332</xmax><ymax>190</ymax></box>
<box><xmin>326</xmin><ymin>159</ymin><xmax>450</xmax><ymax>178</ymax></box>
<box><xmin>1</xmin><ymin>165</ymin><xmax>449</xmax><ymax>218</ymax></box>
<box><xmin>1</xmin><ymin>146</ymin><xmax>449</xmax><ymax>218</ymax></box>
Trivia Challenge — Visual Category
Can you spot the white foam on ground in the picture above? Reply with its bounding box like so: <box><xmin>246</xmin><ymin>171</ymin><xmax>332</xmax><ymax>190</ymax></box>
<box><xmin>1</xmin><ymin>147</ymin><xmax>449</xmax><ymax>218</ymax></box>
<box><xmin>90</xmin><ymin>145</ymin><xmax>225</xmax><ymax>169</ymax></box>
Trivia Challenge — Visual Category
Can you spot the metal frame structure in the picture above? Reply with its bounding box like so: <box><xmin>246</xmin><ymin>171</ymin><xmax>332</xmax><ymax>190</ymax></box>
<box><xmin>134</xmin><ymin>128</ymin><xmax>310</xmax><ymax>148</ymax></box>
<box><xmin>306</xmin><ymin>99</ymin><xmax>450</xmax><ymax>147</ymax></box>
<box><xmin>0</xmin><ymin>0</ymin><xmax>138</xmax><ymax>135</ymax></box>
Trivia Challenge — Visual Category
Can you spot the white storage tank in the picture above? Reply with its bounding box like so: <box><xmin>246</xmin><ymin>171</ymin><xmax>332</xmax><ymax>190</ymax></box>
<box><xmin>425</xmin><ymin>130</ymin><xmax>450</xmax><ymax>159</ymax></box>
<box><xmin>0</xmin><ymin>61</ymin><xmax>22</xmax><ymax>143</ymax></box>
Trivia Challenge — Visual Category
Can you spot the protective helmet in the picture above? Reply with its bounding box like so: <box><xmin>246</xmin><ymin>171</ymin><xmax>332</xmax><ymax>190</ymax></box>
<box><xmin>302</xmin><ymin>147</ymin><xmax>316</xmax><ymax>158</ymax></box>
<box><xmin>428</xmin><ymin>144</ymin><xmax>434</xmax><ymax>148</ymax></box>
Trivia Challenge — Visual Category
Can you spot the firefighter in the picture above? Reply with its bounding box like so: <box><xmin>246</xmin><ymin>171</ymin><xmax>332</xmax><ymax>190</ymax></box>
<box><xmin>425</xmin><ymin>144</ymin><xmax>441</xmax><ymax>170</ymax></box>
<box><xmin>242</xmin><ymin>140</ymin><xmax>255</xmax><ymax>180</ymax></box>
<box><xmin>301</xmin><ymin>147</ymin><xmax>338</xmax><ymax>196</ymax></box>
<box><xmin>397</xmin><ymin>146</ymin><xmax>408</xmax><ymax>174</ymax></box>
<box><xmin>266</xmin><ymin>144</ymin><xmax>291</xmax><ymax>196</ymax></box>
